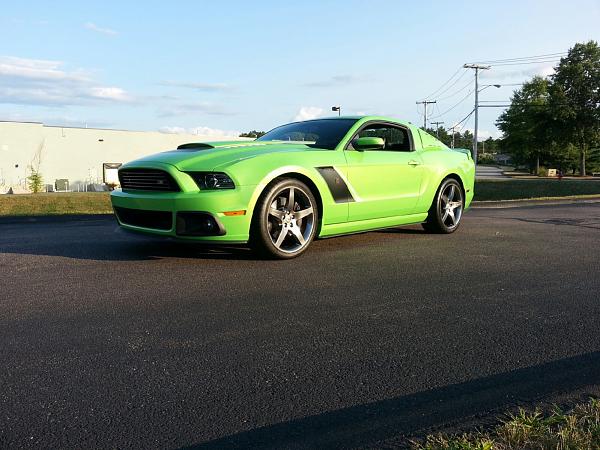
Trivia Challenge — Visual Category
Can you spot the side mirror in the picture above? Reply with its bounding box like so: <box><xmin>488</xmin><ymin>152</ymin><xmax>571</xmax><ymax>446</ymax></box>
<box><xmin>353</xmin><ymin>136</ymin><xmax>384</xmax><ymax>151</ymax></box>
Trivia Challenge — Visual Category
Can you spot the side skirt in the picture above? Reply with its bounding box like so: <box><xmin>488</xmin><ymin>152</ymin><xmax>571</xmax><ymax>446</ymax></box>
<box><xmin>319</xmin><ymin>212</ymin><xmax>428</xmax><ymax>238</ymax></box>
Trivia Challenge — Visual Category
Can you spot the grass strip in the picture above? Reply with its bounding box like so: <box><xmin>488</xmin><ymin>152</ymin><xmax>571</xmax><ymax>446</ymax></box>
<box><xmin>0</xmin><ymin>192</ymin><xmax>112</xmax><ymax>216</ymax></box>
<box><xmin>412</xmin><ymin>398</ymin><xmax>600</xmax><ymax>450</ymax></box>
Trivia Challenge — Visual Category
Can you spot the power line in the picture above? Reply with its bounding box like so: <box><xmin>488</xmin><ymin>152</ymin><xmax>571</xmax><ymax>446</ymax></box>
<box><xmin>488</xmin><ymin>59</ymin><xmax>561</xmax><ymax>67</ymax></box>
<box><xmin>422</xmin><ymin>67</ymin><xmax>464</xmax><ymax>100</ymax></box>
<box><xmin>437</xmin><ymin>78</ymin><xmax>473</xmax><ymax>102</ymax></box>
<box><xmin>469</xmin><ymin>52</ymin><xmax>566</xmax><ymax>64</ymax></box>
<box><xmin>426</xmin><ymin>70</ymin><xmax>468</xmax><ymax>100</ymax></box>
<box><xmin>430</xmin><ymin>88</ymin><xmax>475</xmax><ymax>119</ymax></box>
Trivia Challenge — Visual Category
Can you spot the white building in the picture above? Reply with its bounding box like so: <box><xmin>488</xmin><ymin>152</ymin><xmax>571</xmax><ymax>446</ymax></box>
<box><xmin>0</xmin><ymin>121</ymin><xmax>248</xmax><ymax>193</ymax></box>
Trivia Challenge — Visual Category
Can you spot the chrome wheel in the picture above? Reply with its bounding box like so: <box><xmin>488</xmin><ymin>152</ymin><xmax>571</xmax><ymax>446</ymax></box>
<box><xmin>267</xmin><ymin>186</ymin><xmax>315</xmax><ymax>253</ymax></box>
<box><xmin>440</xmin><ymin>183</ymin><xmax>463</xmax><ymax>229</ymax></box>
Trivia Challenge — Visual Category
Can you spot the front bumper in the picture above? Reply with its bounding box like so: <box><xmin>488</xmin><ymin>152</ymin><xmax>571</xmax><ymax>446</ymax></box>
<box><xmin>110</xmin><ymin>185</ymin><xmax>257</xmax><ymax>243</ymax></box>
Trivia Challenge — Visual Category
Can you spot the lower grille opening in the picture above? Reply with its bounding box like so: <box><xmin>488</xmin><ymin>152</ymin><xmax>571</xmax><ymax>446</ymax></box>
<box><xmin>114</xmin><ymin>207</ymin><xmax>172</xmax><ymax>230</ymax></box>
<box><xmin>176</xmin><ymin>212</ymin><xmax>225</xmax><ymax>236</ymax></box>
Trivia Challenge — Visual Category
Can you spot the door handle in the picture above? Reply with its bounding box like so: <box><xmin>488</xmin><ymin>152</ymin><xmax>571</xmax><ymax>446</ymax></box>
<box><xmin>408</xmin><ymin>160</ymin><xmax>421</xmax><ymax>166</ymax></box>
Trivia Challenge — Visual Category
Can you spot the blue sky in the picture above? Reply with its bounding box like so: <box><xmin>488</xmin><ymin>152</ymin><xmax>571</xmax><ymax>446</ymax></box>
<box><xmin>1</xmin><ymin>0</ymin><xmax>599</xmax><ymax>138</ymax></box>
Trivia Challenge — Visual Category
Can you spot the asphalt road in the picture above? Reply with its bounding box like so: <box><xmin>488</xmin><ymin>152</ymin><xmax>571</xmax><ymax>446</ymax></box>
<box><xmin>1</xmin><ymin>203</ymin><xmax>600</xmax><ymax>449</ymax></box>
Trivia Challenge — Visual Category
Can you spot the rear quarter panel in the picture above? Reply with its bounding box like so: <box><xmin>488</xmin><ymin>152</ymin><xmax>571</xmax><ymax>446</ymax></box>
<box><xmin>414</xmin><ymin>147</ymin><xmax>475</xmax><ymax>213</ymax></box>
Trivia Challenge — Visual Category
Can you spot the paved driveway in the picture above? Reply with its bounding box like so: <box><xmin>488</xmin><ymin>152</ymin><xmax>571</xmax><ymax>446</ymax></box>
<box><xmin>1</xmin><ymin>204</ymin><xmax>599</xmax><ymax>448</ymax></box>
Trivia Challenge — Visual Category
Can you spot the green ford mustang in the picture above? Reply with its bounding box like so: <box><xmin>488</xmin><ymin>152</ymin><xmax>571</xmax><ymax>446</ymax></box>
<box><xmin>111</xmin><ymin>116</ymin><xmax>474</xmax><ymax>258</ymax></box>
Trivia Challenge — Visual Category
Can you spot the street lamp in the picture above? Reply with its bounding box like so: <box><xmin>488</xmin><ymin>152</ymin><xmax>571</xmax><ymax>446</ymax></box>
<box><xmin>331</xmin><ymin>106</ymin><xmax>341</xmax><ymax>116</ymax></box>
<box><xmin>473</xmin><ymin>83</ymin><xmax>501</xmax><ymax>163</ymax></box>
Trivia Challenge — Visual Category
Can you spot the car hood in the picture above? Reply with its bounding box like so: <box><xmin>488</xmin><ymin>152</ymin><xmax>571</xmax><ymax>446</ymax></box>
<box><xmin>126</xmin><ymin>140</ymin><xmax>318</xmax><ymax>171</ymax></box>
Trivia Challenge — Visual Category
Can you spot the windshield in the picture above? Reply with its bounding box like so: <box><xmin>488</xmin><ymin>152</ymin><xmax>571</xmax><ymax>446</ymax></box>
<box><xmin>257</xmin><ymin>119</ymin><xmax>358</xmax><ymax>150</ymax></box>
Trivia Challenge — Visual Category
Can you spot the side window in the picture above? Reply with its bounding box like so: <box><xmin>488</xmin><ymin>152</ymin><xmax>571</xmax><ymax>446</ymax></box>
<box><xmin>351</xmin><ymin>124</ymin><xmax>412</xmax><ymax>151</ymax></box>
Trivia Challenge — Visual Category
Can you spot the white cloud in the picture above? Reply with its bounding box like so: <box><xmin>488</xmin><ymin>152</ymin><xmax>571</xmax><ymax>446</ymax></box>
<box><xmin>0</xmin><ymin>55</ymin><xmax>134</xmax><ymax>106</ymax></box>
<box><xmin>84</xmin><ymin>22</ymin><xmax>118</xmax><ymax>36</ymax></box>
<box><xmin>304</xmin><ymin>74</ymin><xmax>370</xmax><ymax>87</ymax></box>
<box><xmin>157</xmin><ymin>101</ymin><xmax>234</xmax><ymax>117</ymax></box>
<box><xmin>159</xmin><ymin>80</ymin><xmax>232</xmax><ymax>92</ymax></box>
<box><xmin>538</xmin><ymin>65</ymin><xmax>555</xmax><ymax>78</ymax></box>
<box><xmin>0</xmin><ymin>56</ymin><xmax>88</xmax><ymax>83</ymax></box>
<box><xmin>481</xmin><ymin>64</ymin><xmax>557</xmax><ymax>81</ymax></box>
<box><xmin>88</xmin><ymin>87</ymin><xmax>132</xmax><ymax>102</ymax></box>
<box><xmin>159</xmin><ymin>125</ymin><xmax>240</xmax><ymax>137</ymax></box>
<box><xmin>293</xmin><ymin>106</ymin><xmax>323</xmax><ymax>121</ymax></box>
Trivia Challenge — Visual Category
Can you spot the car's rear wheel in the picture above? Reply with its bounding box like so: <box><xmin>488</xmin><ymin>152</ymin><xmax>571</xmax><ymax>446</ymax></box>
<box><xmin>422</xmin><ymin>178</ymin><xmax>464</xmax><ymax>233</ymax></box>
<box><xmin>250</xmin><ymin>178</ymin><xmax>318</xmax><ymax>259</ymax></box>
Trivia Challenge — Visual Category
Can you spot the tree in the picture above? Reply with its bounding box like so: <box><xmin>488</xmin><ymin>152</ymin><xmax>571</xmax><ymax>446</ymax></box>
<box><xmin>496</xmin><ymin>76</ymin><xmax>551</xmax><ymax>173</ymax></box>
<box><xmin>27</xmin><ymin>141</ymin><xmax>44</xmax><ymax>193</ymax></box>
<box><xmin>239</xmin><ymin>130</ymin><xmax>266</xmax><ymax>138</ymax></box>
<box><xmin>549</xmin><ymin>41</ymin><xmax>600</xmax><ymax>176</ymax></box>
<box><xmin>27</xmin><ymin>168</ymin><xmax>43</xmax><ymax>193</ymax></box>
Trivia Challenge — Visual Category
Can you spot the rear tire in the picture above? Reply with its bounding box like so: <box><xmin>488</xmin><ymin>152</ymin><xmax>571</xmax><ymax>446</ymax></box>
<box><xmin>250</xmin><ymin>178</ymin><xmax>319</xmax><ymax>259</ymax></box>
<box><xmin>422</xmin><ymin>178</ymin><xmax>464</xmax><ymax>234</ymax></box>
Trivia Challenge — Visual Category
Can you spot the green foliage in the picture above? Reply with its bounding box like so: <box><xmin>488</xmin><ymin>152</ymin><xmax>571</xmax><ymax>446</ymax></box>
<box><xmin>550</xmin><ymin>41</ymin><xmax>600</xmax><ymax>176</ymax></box>
<box><xmin>26</xmin><ymin>166</ymin><xmax>43</xmax><ymax>193</ymax></box>
<box><xmin>478</xmin><ymin>153</ymin><xmax>496</xmax><ymax>165</ymax></box>
<box><xmin>496</xmin><ymin>41</ymin><xmax>600</xmax><ymax>175</ymax></box>
<box><xmin>239</xmin><ymin>130</ymin><xmax>266</xmax><ymax>138</ymax></box>
<box><xmin>412</xmin><ymin>398</ymin><xmax>600</xmax><ymax>450</ymax></box>
<box><xmin>425</xmin><ymin>127</ymin><xmax>478</xmax><ymax>151</ymax></box>
<box><xmin>496</xmin><ymin>76</ymin><xmax>551</xmax><ymax>171</ymax></box>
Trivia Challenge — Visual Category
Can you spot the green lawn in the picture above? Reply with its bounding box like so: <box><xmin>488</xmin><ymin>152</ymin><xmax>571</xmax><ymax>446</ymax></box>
<box><xmin>475</xmin><ymin>179</ymin><xmax>600</xmax><ymax>201</ymax></box>
<box><xmin>0</xmin><ymin>192</ymin><xmax>112</xmax><ymax>216</ymax></box>
<box><xmin>1</xmin><ymin>179</ymin><xmax>600</xmax><ymax>216</ymax></box>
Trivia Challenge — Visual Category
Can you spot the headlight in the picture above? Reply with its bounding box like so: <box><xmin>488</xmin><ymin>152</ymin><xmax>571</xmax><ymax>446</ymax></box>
<box><xmin>187</xmin><ymin>172</ymin><xmax>235</xmax><ymax>190</ymax></box>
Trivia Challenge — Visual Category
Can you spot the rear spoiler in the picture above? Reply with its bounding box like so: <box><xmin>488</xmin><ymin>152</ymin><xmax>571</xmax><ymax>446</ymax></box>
<box><xmin>451</xmin><ymin>148</ymin><xmax>472</xmax><ymax>159</ymax></box>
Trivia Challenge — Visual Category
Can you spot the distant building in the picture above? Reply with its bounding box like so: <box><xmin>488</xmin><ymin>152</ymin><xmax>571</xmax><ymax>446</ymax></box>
<box><xmin>0</xmin><ymin>121</ymin><xmax>249</xmax><ymax>193</ymax></box>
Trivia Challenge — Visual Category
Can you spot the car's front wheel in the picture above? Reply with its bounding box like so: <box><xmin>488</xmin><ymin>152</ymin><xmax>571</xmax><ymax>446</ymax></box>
<box><xmin>250</xmin><ymin>178</ymin><xmax>318</xmax><ymax>259</ymax></box>
<box><xmin>422</xmin><ymin>178</ymin><xmax>464</xmax><ymax>233</ymax></box>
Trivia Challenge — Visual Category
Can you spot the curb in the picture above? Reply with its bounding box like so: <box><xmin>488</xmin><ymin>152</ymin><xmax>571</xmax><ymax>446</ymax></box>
<box><xmin>472</xmin><ymin>196</ymin><xmax>600</xmax><ymax>209</ymax></box>
<box><xmin>0</xmin><ymin>213</ymin><xmax>114</xmax><ymax>225</ymax></box>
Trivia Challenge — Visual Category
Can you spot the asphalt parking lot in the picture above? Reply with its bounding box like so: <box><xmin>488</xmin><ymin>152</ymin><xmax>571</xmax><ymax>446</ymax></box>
<box><xmin>1</xmin><ymin>203</ymin><xmax>600</xmax><ymax>449</ymax></box>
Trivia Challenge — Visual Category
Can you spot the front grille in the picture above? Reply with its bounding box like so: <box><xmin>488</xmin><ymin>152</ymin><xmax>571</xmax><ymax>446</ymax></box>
<box><xmin>114</xmin><ymin>207</ymin><xmax>173</xmax><ymax>230</ymax></box>
<box><xmin>119</xmin><ymin>169</ymin><xmax>180</xmax><ymax>192</ymax></box>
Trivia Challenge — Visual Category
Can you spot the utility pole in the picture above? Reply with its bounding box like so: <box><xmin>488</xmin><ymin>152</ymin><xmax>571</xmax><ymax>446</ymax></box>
<box><xmin>431</xmin><ymin>121</ymin><xmax>444</xmax><ymax>138</ymax></box>
<box><xmin>463</xmin><ymin>64</ymin><xmax>490</xmax><ymax>164</ymax></box>
<box><xmin>449</xmin><ymin>125</ymin><xmax>458</xmax><ymax>149</ymax></box>
<box><xmin>416</xmin><ymin>100</ymin><xmax>436</xmax><ymax>129</ymax></box>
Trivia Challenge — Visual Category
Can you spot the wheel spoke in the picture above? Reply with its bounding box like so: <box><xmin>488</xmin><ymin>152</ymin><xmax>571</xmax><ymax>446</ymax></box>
<box><xmin>294</xmin><ymin>206</ymin><xmax>313</xmax><ymax>219</ymax></box>
<box><xmin>290</xmin><ymin>225</ymin><xmax>305</xmax><ymax>245</ymax></box>
<box><xmin>274</xmin><ymin>228</ymin><xmax>287</xmax><ymax>248</ymax></box>
<box><xmin>442</xmin><ymin>210</ymin><xmax>449</xmax><ymax>222</ymax></box>
<box><xmin>287</xmin><ymin>187</ymin><xmax>295</xmax><ymax>211</ymax></box>
<box><xmin>447</xmin><ymin>185</ymin><xmax>455</xmax><ymax>202</ymax></box>
<box><xmin>269</xmin><ymin>208</ymin><xmax>285</xmax><ymax>220</ymax></box>
<box><xmin>447</xmin><ymin>208</ymin><xmax>456</xmax><ymax>226</ymax></box>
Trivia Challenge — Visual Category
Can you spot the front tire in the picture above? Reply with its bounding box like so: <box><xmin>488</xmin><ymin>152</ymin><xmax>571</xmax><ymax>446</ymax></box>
<box><xmin>250</xmin><ymin>178</ymin><xmax>319</xmax><ymax>259</ymax></box>
<box><xmin>422</xmin><ymin>178</ymin><xmax>464</xmax><ymax>234</ymax></box>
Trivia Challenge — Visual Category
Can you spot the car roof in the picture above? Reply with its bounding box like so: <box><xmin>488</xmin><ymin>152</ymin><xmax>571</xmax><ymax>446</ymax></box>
<box><xmin>298</xmin><ymin>115</ymin><xmax>415</xmax><ymax>128</ymax></box>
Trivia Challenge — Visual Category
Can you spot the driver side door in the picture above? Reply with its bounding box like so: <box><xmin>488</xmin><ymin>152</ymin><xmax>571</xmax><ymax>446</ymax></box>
<box><xmin>344</xmin><ymin>122</ymin><xmax>423</xmax><ymax>222</ymax></box>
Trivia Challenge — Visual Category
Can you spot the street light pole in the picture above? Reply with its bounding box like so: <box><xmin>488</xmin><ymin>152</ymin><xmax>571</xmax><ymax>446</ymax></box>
<box><xmin>463</xmin><ymin>64</ymin><xmax>490</xmax><ymax>164</ymax></box>
<box><xmin>331</xmin><ymin>106</ymin><xmax>341</xmax><ymax>116</ymax></box>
